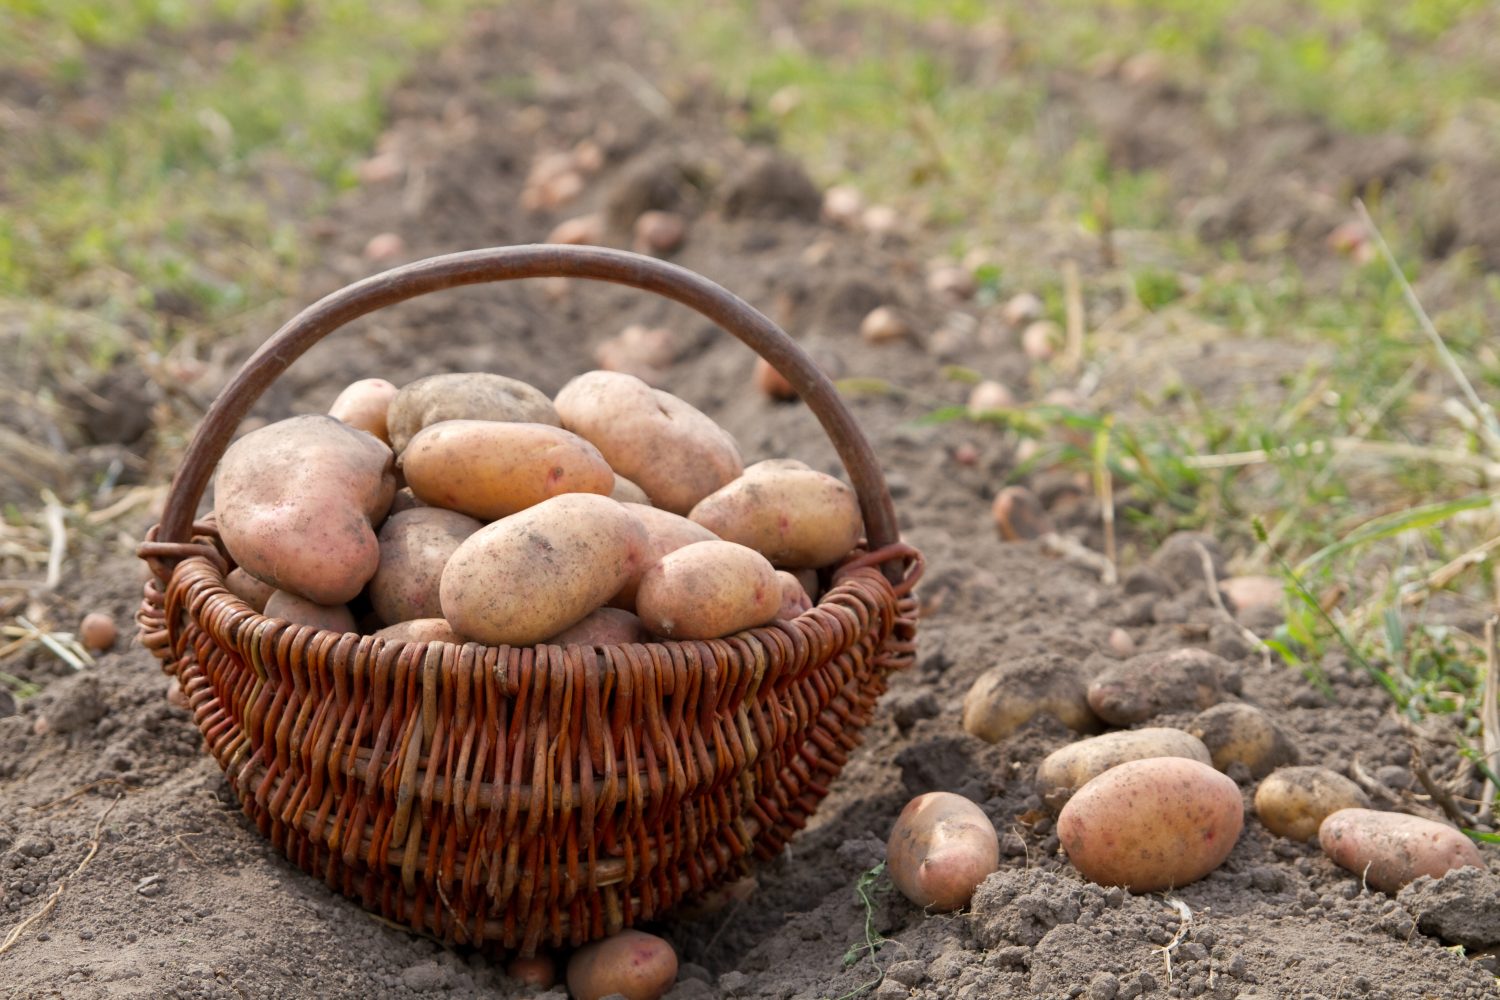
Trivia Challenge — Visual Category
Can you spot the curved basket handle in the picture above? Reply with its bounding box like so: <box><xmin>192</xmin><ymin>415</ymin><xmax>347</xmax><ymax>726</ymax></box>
<box><xmin>153</xmin><ymin>245</ymin><xmax>903</xmax><ymax>582</ymax></box>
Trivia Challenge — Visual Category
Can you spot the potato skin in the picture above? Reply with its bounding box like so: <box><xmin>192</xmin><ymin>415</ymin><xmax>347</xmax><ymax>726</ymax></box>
<box><xmin>689</xmin><ymin>463</ymin><xmax>862</xmax><ymax>569</ymax></box>
<box><xmin>544</xmin><ymin>607</ymin><xmax>648</xmax><ymax>646</ymax></box>
<box><xmin>1058</xmin><ymin>757</ymin><xmax>1244</xmax><ymax>892</ymax></box>
<box><xmin>400</xmin><ymin>420</ymin><xmax>613</xmax><ymax>520</ymax></box>
<box><xmin>328</xmin><ymin>377</ymin><xmax>398</xmax><ymax>444</ymax></box>
<box><xmin>1318</xmin><ymin>808</ymin><xmax>1482</xmax><ymax>893</ymax></box>
<box><xmin>387</xmin><ymin>372</ymin><xmax>560</xmax><ymax>453</ymax></box>
<box><xmin>1253</xmin><ymin>766</ymin><xmax>1370</xmax><ymax>842</ymax></box>
<box><xmin>440</xmin><ymin>494</ymin><xmax>647</xmax><ymax>646</ymax></box>
<box><xmin>611</xmin><ymin>503</ymin><xmax>719</xmax><ymax>610</ymax></box>
<box><xmin>554</xmin><ymin>370</ymin><xmax>743</xmax><ymax>515</ymax></box>
<box><xmin>1086</xmin><ymin>648</ymin><xmax>1230</xmax><ymax>726</ymax></box>
<box><xmin>1036</xmin><ymin>727</ymin><xmax>1212</xmax><ymax>815</ymax></box>
<box><xmin>216</xmin><ymin>415</ymin><xmax>395</xmax><ymax>606</ymax></box>
<box><xmin>610</xmin><ymin>474</ymin><xmax>652</xmax><ymax>506</ymax></box>
<box><xmin>635</xmin><ymin>540</ymin><xmax>780</xmax><ymax>640</ymax></box>
<box><xmin>566</xmin><ymin>929</ymin><xmax>678</xmax><ymax>1000</ymax></box>
<box><xmin>371</xmin><ymin>618</ymin><xmax>464</xmax><ymax>644</ymax></box>
<box><xmin>775</xmin><ymin>570</ymin><xmax>813</xmax><ymax>619</ymax></box>
<box><xmin>961</xmin><ymin>655</ymin><xmax>1101</xmax><ymax>744</ymax></box>
<box><xmin>263</xmin><ymin>590</ymin><xmax>356</xmax><ymax>633</ymax></box>
<box><xmin>225</xmin><ymin>568</ymin><xmax>275</xmax><ymax>613</ymax></box>
<box><xmin>369</xmin><ymin>507</ymin><xmax>483</xmax><ymax>625</ymax></box>
<box><xmin>885</xmin><ymin>792</ymin><xmax>999</xmax><ymax>911</ymax></box>
<box><xmin>1188</xmin><ymin>702</ymin><xmax>1299</xmax><ymax>778</ymax></box>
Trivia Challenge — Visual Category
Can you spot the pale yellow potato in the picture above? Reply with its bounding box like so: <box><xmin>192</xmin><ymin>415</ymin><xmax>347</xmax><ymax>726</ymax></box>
<box><xmin>400</xmin><ymin>420</ymin><xmax>613</xmax><ymax>520</ymax></box>
<box><xmin>885</xmin><ymin>792</ymin><xmax>999</xmax><ymax>911</ymax></box>
<box><xmin>544</xmin><ymin>607</ymin><xmax>648</xmax><ymax>646</ymax></box>
<box><xmin>216</xmin><ymin>415</ymin><xmax>395</xmax><ymax>606</ymax></box>
<box><xmin>440</xmin><ymin>494</ymin><xmax>647</xmax><ymax>646</ymax></box>
<box><xmin>566</xmin><ymin>929</ymin><xmax>678</xmax><ymax>1000</ymax></box>
<box><xmin>225</xmin><ymin>567</ymin><xmax>275</xmax><ymax>613</ymax></box>
<box><xmin>371</xmin><ymin>618</ymin><xmax>464</xmax><ymax>644</ymax></box>
<box><xmin>775</xmin><ymin>570</ymin><xmax>813</xmax><ymax>619</ymax></box>
<box><xmin>369</xmin><ymin>507</ymin><xmax>483</xmax><ymax>625</ymax></box>
<box><xmin>1254</xmin><ymin>766</ymin><xmax>1371</xmax><ymax>842</ymax></box>
<box><xmin>328</xmin><ymin>377</ymin><xmax>398</xmax><ymax>444</ymax></box>
<box><xmin>387</xmin><ymin>372</ymin><xmax>560</xmax><ymax>453</ymax></box>
<box><xmin>554</xmin><ymin>370</ymin><xmax>743</xmax><ymax>515</ymax></box>
<box><xmin>1036</xmin><ymin>727</ymin><xmax>1212</xmax><ymax>815</ymax></box>
<box><xmin>689</xmin><ymin>463</ymin><xmax>862</xmax><ymax>569</ymax></box>
<box><xmin>610</xmin><ymin>503</ymin><xmax>719</xmax><ymax>610</ymax></box>
<box><xmin>1319</xmin><ymin>808</ymin><xmax>1483</xmax><ymax>893</ymax></box>
<box><xmin>1189</xmin><ymin>702</ymin><xmax>1300</xmax><ymax>778</ymax></box>
<box><xmin>961</xmin><ymin>656</ymin><xmax>1101</xmax><ymax>744</ymax></box>
<box><xmin>264</xmin><ymin>590</ymin><xmax>356</xmax><ymax>633</ymax></box>
<box><xmin>610</xmin><ymin>474</ymin><xmax>651</xmax><ymax>506</ymax></box>
<box><xmin>635</xmin><ymin>540</ymin><xmax>780</xmax><ymax>640</ymax></box>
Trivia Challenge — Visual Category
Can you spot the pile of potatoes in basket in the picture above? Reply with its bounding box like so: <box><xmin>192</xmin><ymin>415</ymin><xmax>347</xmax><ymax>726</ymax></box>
<box><xmin>212</xmin><ymin>370</ymin><xmax>864</xmax><ymax>646</ymax></box>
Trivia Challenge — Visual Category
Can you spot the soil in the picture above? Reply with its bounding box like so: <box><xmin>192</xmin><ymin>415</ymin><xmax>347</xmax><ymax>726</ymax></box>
<box><xmin>2</xmin><ymin>2</ymin><xmax>1497</xmax><ymax>999</ymax></box>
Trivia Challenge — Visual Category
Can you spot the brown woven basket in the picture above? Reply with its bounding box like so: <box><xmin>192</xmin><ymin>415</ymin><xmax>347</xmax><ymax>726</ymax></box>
<box><xmin>136</xmin><ymin>245</ymin><xmax>922</xmax><ymax>957</ymax></box>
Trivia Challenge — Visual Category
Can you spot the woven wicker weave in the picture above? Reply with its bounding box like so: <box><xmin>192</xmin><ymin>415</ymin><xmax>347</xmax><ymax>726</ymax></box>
<box><xmin>137</xmin><ymin>246</ymin><xmax>922</xmax><ymax>956</ymax></box>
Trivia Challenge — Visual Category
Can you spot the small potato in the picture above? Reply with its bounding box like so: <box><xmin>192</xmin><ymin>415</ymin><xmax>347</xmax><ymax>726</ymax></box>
<box><xmin>1188</xmin><ymin>702</ymin><xmax>1299</xmax><ymax>779</ymax></box>
<box><xmin>1219</xmin><ymin>575</ymin><xmax>1283</xmax><ymax>615</ymax></box>
<box><xmin>545</xmin><ymin>608</ymin><xmax>648</xmax><ymax>646</ymax></box>
<box><xmin>594</xmin><ymin>324</ymin><xmax>678</xmax><ymax>385</ymax></box>
<box><xmin>264</xmin><ymin>590</ymin><xmax>356</xmax><ymax>634</ymax></box>
<box><xmin>554</xmin><ymin>371</ymin><xmax>743</xmax><ymax>515</ymax></box>
<box><xmin>611</xmin><ymin>474</ymin><xmax>652</xmax><ymax>506</ymax></box>
<box><xmin>962</xmin><ymin>655</ymin><xmax>1101</xmax><ymax>744</ymax></box>
<box><xmin>371</xmin><ymin>618</ymin><xmax>463</xmax><ymax>644</ymax></box>
<box><xmin>1086</xmin><ymin>648</ymin><xmax>1230</xmax><ymax>726</ymax></box>
<box><xmin>78</xmin><ymin>612</ymin><xmax>116</xmax><ymax>652</ymax></box>
<box><xmin>369</xmin><ymin>508</ymin><xmax>483</xmax><ymax>625</ymax></box>
<box><xmin>754</xmin><ymin>357</ymin><xmax>797</xmax><ymax>402</ymax></box>
<box><xmin>991</xmin><ymin>485</ymin><xmax>1053</xmax><ymax>542</ymax></box>
<box><xmin>885</xmin><ymin>792</ymin><xmax>999</xmax><ymax>912</ymax></box>
<box><xmin>505</xmin><ymin>954</ymin><xmax>556</xmax><ymax>989</ymax></box>
<box><xmin>611</xmin><ymin>503</ymin><xmax>719</xmax><ymax>610</ymax></box>
<box><xmin>566</xmin><ymin>929</ymin><xmax>678</xmax><ymax>1000</ymax></box>
<box><xmin>775</xmin><ymin>570</ymin><xmax>813</xmax><ymax>619</ymax></box>
<box><xmin>225</xmin><ymin>568</ymin><xmax>275</xmax><ymax>613</ymax></box>
<box><xmin>328</xmin><ymin>377</ymin><xmax>398</xmax><ymax>444</ymax></box>
<box><xmin>635</xmin><ymin>540</ymin><xmax>780</xmax><ymax>640</ymax></box>
<box><xmin>1036</xmin><ymin>727</ymin><xmax>1213</xmax><ymax>815</ymax></box>
<box><xmin>1254</xmin><ymin>766</ymin><xmax>1371</xmax><ymax>842</ymax></box>
<box><xmin>1058</xmin><ymin>757</ymin><xmax>1244</xmax><ymax>892</ymax></box>
<box><xmin>1319</xmin><ymin>808</ymin><xmax>1483</xmax><ymax>893</ymax></box>
<box><xmin>689</xmin><ymin>463</ymin><xmax>862</xmax><ymax>569</ymax></box>
<box><xmin>387</xmin><ymin>373</ymin><xmax>560</xmax><ymax>454</ymax></box>
<box><xmin>400</xmin><ymin>420</ymin><xmax>614</xmax><ymax>520</ymax></box>
<box><xmin>440</xmin><ymin>494</ymin><xmax>647</xmax><ymax>646</ymax></box>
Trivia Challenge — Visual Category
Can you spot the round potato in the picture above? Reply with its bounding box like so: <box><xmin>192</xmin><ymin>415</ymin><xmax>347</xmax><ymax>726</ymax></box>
<box><xmin>962</xmin><ymin>655</ymin><xmax>1101</xmax><ymax>744</ymax></box>
<box><xmin>544</xmin><ymin>607</ymin><xmax>648</xmax><ymax>646</ymax></box>
<box><xmin>554</xmin><ymin>370</ymin><xmax>743</xmax><ymax>515</ymax></box>
<box><xmin>328</xmin><ymin>377</ymin><xmax>398</xmax><ymax>444</ymax></box>
<box><xmin>1254</xmin><ymin>766</ymin><xmax>1371</xmax><ymax>842</ymax></box>
<box><xmin>886</xmin><ymin>792</ymin><xmax>999</xmax><ymax>912</ymax></box>
<box><xmin>225</xmin><ymin>567</ymin><xmax>275</xmax><ymax>613</ymax></box>
<box><xmin>635</xmin><ymin>540</ymin><xmax>780</xmax><ymax>640</ymax></box>
<box><xmin>369</xmin><ymin>507</ymin><xmax>483</xmax><ymax>625</ymax></box>
<box><xmin>1058</xmin><ymin>757</ymin><xmax>1244</xmax><ymax>892</ymax></box>
<box><xmin>689</xmin><ymin>463</ymin><xmax>862</xmax><ymax>569</ymax></box>
<box><xmin>610</xmin><ymin>503</ymin><xmax>719</xmax><ymax>610</ymax></box>
<box><xmin>440</xmin><ymin>494</ymin><xmax>647</xmax><ymax>646</ymax></box>
<box><xmin>566</xmin><ymin>929</ymin><xmax>678</xmax><ymax>1000</ymax></box>
<box><xmin>1188</xmin><ymin>702</ymin><xmax>1299</xmax><ymax>779</ymax></box>
<box><xmin>216</xmin><ymin>415</ymin><xmax>395</xmax><ymax>606</ymax></box>
<box><xmin>1319</xmin><ymin>808</ymin><xmax>1483</xmax><ymax>893</ymax></box>
<box><xmin>775</xmin><ymin>570</ymin><xmax>813</xmax><ymax>619</ymax></box>
<box><xmin>1036</xmin><ymin>727</ymin><xmax>1213</xmax><ymax>815</ymax></box>
<box><xmin>387</xmin><ymin>372</ymin><xmax>560</xmax><ymax>453</ymax></box>
<box><xmin>400</xmin><ymin>420</ymin><xmax>613</xmax><ymax>520</ymax></box>
<box><xmin>264</xmin><ymin>590</ymin><xmax>356</xmax><ymax>634</ymax></box>
<box><xmin>371</xmin><ymin>618</ymin><xmax>464</xmax><ymax>644</ymax></box>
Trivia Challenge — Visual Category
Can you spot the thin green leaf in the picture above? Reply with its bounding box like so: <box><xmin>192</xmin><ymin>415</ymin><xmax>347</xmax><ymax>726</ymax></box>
<box><xmin>1296</xmin><ymin>495</ymin><xmax>1494</xmax><ymax>574</ymax></box>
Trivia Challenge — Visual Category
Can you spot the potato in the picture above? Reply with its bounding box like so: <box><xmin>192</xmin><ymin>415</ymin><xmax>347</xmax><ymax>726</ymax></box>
<box><xmin>554</xmin><ymin>370</ymin><xmax>743</xmax><ymax>515</ymax></box>
<box><xmin>611</xmin><ymin>503</ymin><xmax>719</xmax><ymax>609</ymax></box>
<box><xmin>689</xmin><ymin>461</ymin><xmax>862</xmax><ymax>569</ymax></box>
<box><xmin>369</xmin><ymin>508</ymin><xmax>483</xmax><ymax>625</ymax></box>
<box><xmin>1086</xmin><ymin>648</ymin><xmax>1230</xmax><ymax>726</ymax></box>
<box><xmin>1219</xmin><ymin>575</ymin><xmax>1282</xmax><ymax>615</ymax></box>
<box><xmin>264</xmin><ymin>590</ymin><xmax>356</xmax><ymax>633</ymax></box>
<box><xmin>991</xmin><ymin>485</ymin><xmax>1053</xmax><ymax>542</ymax></box>
<box><xmin>566</xmin><ymin>929</ymin><xmax>678</xmax><ymax>1000</ymax></box>
<box><xmin>78</xmin><ymin>612</ymin><xmax>116</xmax><ymax>652</ymax></box>
<box><xmin>1036</xmin><ymin>727</ymin><xmax>1213</xmax><ymax>815</ymax></box>
<box><xmin>440</xmin><ymin>494</ymin><xmax>647</xmax><ymax>646</ymax></box>
<box><xmin>225</xmin><ymin>567</ymin><xmax>275</xmax><ymax>613</ymax></box>
<box><xmin>216</xmin><ymin>415</ymin><xmax>395</xmax><ymax>605</ymax></box>
<box><xmin>328</xmin><ymin>377</ymin><xmax>398</xmax><ymax>444</ymax></box>
<box><xmin>371</xmin><ymin>618</ymin><xmax>463</xmax><ymax>644</ymax></box>
<box><xmin>505</xmin><ymin>954</ymin><xmax>556</xmax><ymax>989</ymax></box>
<box><xmin>1188</xmin><ymin>702</ymin><xmax>1299</xmax><ymax>779</ymax></box>
<box><xmin>962</xmin><ymin>655</ymin><xmax>1101</xmax><ymax>744</ymax></box>
<box><xmin>1058</xmin><ymin>757</ymin><xmax>1244</xmax><ymax>892</ymax></box>
<box><xmin>635</xmin><ymin>540</ymin><xmax>780</xmax><ymax>640</ymax></box>
<box><xmin>389</xmin><ymin>487</ymin><xmax>425</xmax><ymax>515</ymax></box>
<box><xmin>387</xmin><ymin>372</ymin><xmax>560</xmax><ymax>453</ymax></box>
<box><xmin>545</xmin><ymin>607</ymin><xmax>648</xmax><ymax>646</ymax></box>
<box><xmin>885</xmin><ymin>792</ymin><xmax>999</xmax><ymax>912</ymax></box>
<box><xmin>1253</xmin><ymin>766</ymin><xmax>1371</xmax><ymax>842</ymax></box>
<box><xmin>1319</xmin><ymin>808</ymin><xmax>1483</xmax><ymax>893</ymax></box>
<box><xmin>400</xmin><ymin>420</ymin><xmax>613</xmax><ymax>520</ymax></box>
<box><xmin>611</xmin><ymin>474</ymin><xmax>652</xmax><ymax>506</ymax></box>
<box><xmin>775</xmin><ymin>570</ymin><xmax>813</xmax><ymax>619</ymax></box>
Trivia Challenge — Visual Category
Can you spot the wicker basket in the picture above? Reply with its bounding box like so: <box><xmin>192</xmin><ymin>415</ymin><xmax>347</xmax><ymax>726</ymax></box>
<box><xmin>136</xmin><ymin>245</ymin><xmax>922</xmax><ymax>956</ymax></box>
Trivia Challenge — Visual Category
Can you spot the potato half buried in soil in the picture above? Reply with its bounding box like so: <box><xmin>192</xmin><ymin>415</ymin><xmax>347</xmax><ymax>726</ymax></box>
<box><xmin>1086</xmin><ymin>648</ymin><xmax>1231</xmax><ymax>726</ymax></box>
<box><xmin>635</xmin><ymin>540</ymin><xmax>780</xmax><ymax>640</ymax></box>
<box><xmin>886</xmin><ymin>792</ymin><xmax>999</xmax><ymax>912</ymax></box>
<box><xmin>1036</xmin><ymin>727</ymin><xmax>1212</xmax><ymax>815</ymax></box>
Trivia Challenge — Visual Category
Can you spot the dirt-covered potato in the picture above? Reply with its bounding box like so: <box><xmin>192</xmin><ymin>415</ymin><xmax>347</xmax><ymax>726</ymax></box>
<box><xmin>371</xmin><ymin>618</ymin><xmax>463</xmax><ymax>644</ymax></box>
<box><xmin>611</xmin><ymin>502</ymin><xmax>719</xmax><ymax>609</ymax></box>
<box><xmin>635</xmin><ymin>540</ymin><xmax>780</xmax><ymax>640</ymax></box>
<box><xmin>689</xmin><ymin>460</ymin><xmax>862</xmax><ymax>569</ymax></box>
<box><xmin>544</xmin><ymin>607</ymin><xmax>648</xmax><ymax>646</ymax></box>
<box><xmin>961</xmin><ymin>655</ymin><xmax>1101</xmax><ymax>744</ymax></box>
<box><xmin>1319</xmin><ymin>808</ymin><xmax>1483</xmax><ymax>893</ymax></box>
<box><xmin>566</xmin><ymin>929</ymin><xmax>678</xmax><ymax>1000</ymax></box>
<box><xmin>328</xmin><ymin>377</ymin><xmax>398</xmax><ymax>444</ymax></box>
<box><xmin>554</xmin><ymin>370</ymin><xmax>743</xmax><ymax>515</ymax></box>
<box><xmin>400</xmin><ymin>420</ymin><xmax>613</xmax><ymax>520</ymax></box>
<box><xmin>264</xmin><ymin>590</ymin><xmax>356</xmax><ymax>633</ymax></box>
<box><xmin>225</xmin><ymin>567</ymin><xmax>275</xmax><ymax>613</ymax></box>
<box><xmin>886</xmin><ymin>792</ymin><xmax>999</xmax><ymax>912</ymax></box>
<box><xmin>1086</xmin><ymin>648</ymin><xmax>1231</xmax><ymax>726</ymax></box>
<box><xmin>1036</xmin><ymin>727</ymin><xmax>1213</xmax><ymax>815</ymax></box>
<box><xmin>440</xmin><ymin>494</ymin><xmax>647</xmax><ymax>646</ymax></box>
<box><xmin>1253</xmin><ymin>766</ymin><xmax>1371</xmax><ymax>841</ymax></box>
<box><xmin>610</xmin><ymin>474</ymin><xmax>652</xmax><ymax>506</ymax></box>
<box><xmin>387</xmin><ymin>372</ymin><xmax>560</xmax><ymax>453</ymax></box>
<box><xmin>369</xmin><ymin>507</ymin><xmax>483</xmax><ymax>625</ymax></box>
<box><xmin>1189</xmin><ymin>702</ymin><xmax>1299</xmax><ymax>779</ymax></box>
<box><xmin>1058</xmin><ymin>757</ymin><xmax>1244</xmax><ymax>892</ymax></box>
<box><xmin>216</xmin><ymin>415</ymin><xmax>395</xmax><ymax>606</ymax></box>
<box><xmin>775</xmin><ymin>570</ymin><xmax>813</xmax><ymax>619</ymax></box>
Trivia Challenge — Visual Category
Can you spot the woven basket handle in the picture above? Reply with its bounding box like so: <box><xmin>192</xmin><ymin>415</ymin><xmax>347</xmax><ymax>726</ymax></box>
<box><xmin>151</xmin><ymin>245</ymin><xmax>904</xmax><ymax>583</ymax></box>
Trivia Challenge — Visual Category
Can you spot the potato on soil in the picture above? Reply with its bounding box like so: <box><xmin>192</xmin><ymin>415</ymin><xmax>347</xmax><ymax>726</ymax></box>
<box><xmin>216</xmin><ymin>414</ymin><xmax>395</xmax><ymax>606</ymax></box>
<box><xmin>555</xmin><ymin>370</ymin><xmax>743</xmax><ymax>515</ymax></box>
<box><xmin>1253</xmin><ymin>766</ymin><xmax>1371</xmax><ymax>842</ymax></box>
<box><xmin>886</xmin><ymin>792</ymin><xmax>999</xmax><ymax>912</ymax></box>
<box><xmin>991</xmin><ymin>485</ymin><xmax>1053</xmax><ymax>541</ymax></box>
<box><xmin>440</xmin><ymin>493</ymin><xmax>647</xmax><ymax>646</ymax></box>
<box><xmin>1086</xmin><ymin>647</ymin><xmax>1231</xmax><ymax>726</ymax></box>
<box><xmin>545</xmin><ymin>607</ymin><xmax>648</xmax><ymax>646</ymax></box>
<box><xmin>594</xmin><ymin>324</ymin><xmax>678</xmax><ymax>385</ymax></box>
<box><xmin>386</xmin><ymin>372</ymin><xmax>560</xmax><ymax>454</ymax></box>
<box><xmin>1036</xmin><ymin>727</ymin><xmax>1213</xmax><ymax>815</ymax></box>
<box><xmin>264</xmin><ymin>590</ymin><xmax>356</xmax><ymax>634</ymax></box>
<box><xmin>1319</xmin><ymin>808</ymin><xmax>1483</xmax><ymax>893</ymax></box>
<box><xmin>78</xmin><ymin>612</ymin><xmax>116</xmax><ymax>652</ymax></box>
<box><xmin>225</xmin><ymin>567</ymin><xmax>276</xmax><ymax>613</ymax></box>
<box><xmin>505</xmin><ymin>954</ymin><xmax>556</xmax><ymax>989</ymax></box>
<box><xmin>754</xmin><ymin>356</ymin><xmax>797</xmax><ymax>401</ymax></box>
<box><xmin>1219</xmin><ymin>575</ymin><xmax>1283</xmax><ymax>616</ymax></box>
<box><xmin>611</xmin><ymin>502</ymin><xmax>719</xmax><ymax>609</ymax></box>
<box><xmin>371</xmin><ymin>618</ymin><xmax>463</xmax><ymax>645</ymax></box>
<box><xmin>775</xmin><ymin>570</ymin><xmax>813</xmax><ymax>619</ymax></box>
<box><xmin>690</xmin><ymin>461</ymin><xmax>862</xmax><ymax>569</ymax></box>
<box><xmin>566</xmin><ymin>929</ymin><xmax>678</xmax><ymax>1000</ymax></box>
<box><xmin>635</xmin><ymin>540</ymin><xmax>780</xmax><ymax>640</ymax></box>
<box><xmin>1058</xmin><ymin>757</ymin><xmax>1244</xmax><ymax>892</ymax></box>
<box><xmin>369</xmin><ymin>507</ymin><xmax>483</xmax><ymax>625</ymax></box>
<box><xmin>962</xmin><ymin>655</ymin><xmax>1101</xmax><ymax>744</ymax></box>
<box><xmin>1188</xmin><ymin>702</ymin><xmax>1299</xmax><ymax>779</ymax></box>
<box><xmin>400</xmin><ymin>420</ymin><xmax>614</xmax><ymax>520</ymax></box>
<box><xmin>328</xmin><ymin>377</ymin><xmax>398</xmax><ymax>444</ymax></box>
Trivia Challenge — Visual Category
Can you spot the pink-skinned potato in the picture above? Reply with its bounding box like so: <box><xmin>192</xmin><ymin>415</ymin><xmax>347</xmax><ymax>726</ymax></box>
<box><xmin>371</xmin><ymin>618</ymin><xmax>463</xmax><ymax>645</ymax></box>
<box><xmin>566</xmin><ymin>929</ymin><xmax>678</xmax><ymax>1000</ymax></box>
<box><xmin>775</xmin><ymin>570</ymin><xmax>813</xmax><ymax>619</ymax></box>
<box><xmin>886</xmin><ymin>792</ymin><xmax>999</xmax><ymax>911</ymax></box>
<box><xmin>328</xmin><ymin>377</ymin><xmax>398</xmax><ymax>444</ymax></box>
<box><xmin>215</xmin><ymin>415</ymin><xmax>395</xmax><ymax>606</ymax></box>
<box><xmin>263</xmin><ymin>590</ymin><xmax>356</xmax><ymax>634</ymax></box>
<box><xmin>544</xmin><ymin>607</ymin><xmax>648</xmax><ymax>646</ymax></box>
<box><xmin>635</xmin><ymin>540</ymin><xmax>780</xmax><ymax>640</ymax></box>
<box><xmin>370</xmin><ymin>507</ymin><xmax>483</xmax><ymax>625</ymax></box>
<box><xmin>1318</xmin><ymin>808</ymin><xmax>1483</xmax><ymax>893</ymax></box>
<box><xmin>610</xmin><ymin>502</ymin><xmax>719</xmax><ymax>610</ymax></box>
<box><xmin>689</xmin><ymin>461</ymin><xmax>862</xmax><ymax>569</ymax></box>
<box><xmin>225</xmin><ymin>567</ymin><xmax>275</xmax><ymax>613</ymax></box>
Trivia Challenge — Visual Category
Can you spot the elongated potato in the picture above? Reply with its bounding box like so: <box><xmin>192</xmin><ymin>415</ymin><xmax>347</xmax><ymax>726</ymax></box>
<box><xmin>387</xmin><ymin>372</ymin><xmax>560</xmax><ymax>453</ymax></box>
<box><xmin>566</xmin><ymin>929</ymin><xmax>678</xmax><ymax>1000</ymax></box>
<box><xmin>264</xmin><ymin>590</ymin><xmax>356</xmax><ymax>633</ymax></box>
<box><xmin>328</xmin><ymin>377</ymin><xmax>398</xmax><ymax>444</ymax></box>
<box><xmin>689</xmin><ymin>462</ymin><xmax>862</xmax><ymax>569</ymax></box>
<box><xmin>400</xmin><ymin>420</ymin><xmax>613</xmax><ymax>520</ymax></box>
<box><xmin>440</xmin><ymin>494</ymin><xmax>647</xmax><ymax>646</ymax></box>
<box><xmin>216</xmin><ymin>415</ymin><xmax>395</xmax><ymax>605</ymax></box>
<box><xmin>1036</xmin><ymin>727</ymin><xmax>1212</xmax><ymax>815</ymax></box>
<box><xmin>635</xmin><ymin>540</ymin><xmax>780</xmax><ymax>640</ymax></box>
<box><xmin>369</xmin><ymin>507</ymin><xmax>483</xmax><ymax>625</ymax></box>
<box><xmin>885</xmin><ymin>792</ymin><xmax>999</xmax><ymax>911</ymax></box>
<box><xmin>371</xmin><ymin>618</ymin><xmax>464</xmax><ymax>644</ymax></box>
<box><xmin>1319</xmin><ymin>808</ymin><xmax>1483</xmax><ymax>893</ymax></box>
<box><xmin>611</xmin><ymin>502</ymin><xmax>719</xmax><ymax>609</ymax></box>
<box><xmin>554</xmin><ymin>370</ymin><xmax>743</xmax><ymax>515</ymax></box>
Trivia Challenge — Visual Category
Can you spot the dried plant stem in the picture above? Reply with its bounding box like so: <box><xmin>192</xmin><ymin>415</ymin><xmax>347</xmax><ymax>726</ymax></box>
<box><xmin>0</xmin><ymin>795</ymin><xmax>121</xmax><ymax>955</ymax></box>
<box><xmin>1482</xmin><ymin>617</ymin><xmax>1499</xmax><ymax>817</ymax></box>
